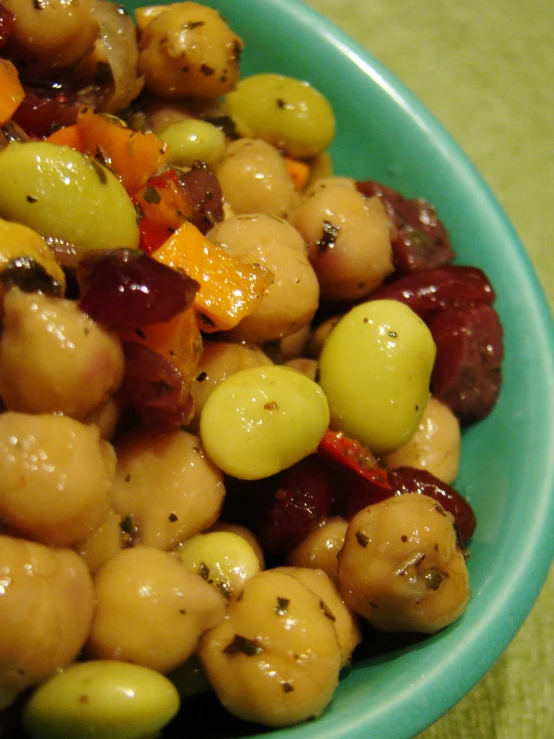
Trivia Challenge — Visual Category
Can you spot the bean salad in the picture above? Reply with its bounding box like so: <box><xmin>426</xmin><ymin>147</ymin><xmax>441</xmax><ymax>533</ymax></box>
<box><xmin>0</xmin><ymin>1</ymin><xmax>503</xmax><ymax>736</ymax></box>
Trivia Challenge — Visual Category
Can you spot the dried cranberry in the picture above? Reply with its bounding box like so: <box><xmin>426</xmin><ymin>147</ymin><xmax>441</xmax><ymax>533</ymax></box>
<box><xmin>78</xmin><ymin>249</ymin><xmax>199</xmax><ymax>331</ymax></box>
<box><xmin>356</xmin><ymin>179</ymin><xmax>455</xmax><ymax>274</ymax></box>
<box><xmin>0</xmin><ymin>4</ymin><xmax>14</xmax><ymax>50</ymax></box>
<box><xmin>12</xmin><ymin>89</ymin><xmax>80</xmax><ymax>138</ymax></box>
<box><xmin>388</xmin><ymin>467</ymin><xmax>476</xmax><ymax>544</ymax></box>
<box><xmin>331</xmin><ymin>467</ymin><xmax>393</xmax><ymax>520</ymax></box>
<box><xmin>249</xmin><ymin>455</ymin><xmax>335</xmax><ymax>556</ymax></box>
<box><xmin>369</xmin><ymin>265</ymin><xmax>496</xmax><ymax>320</ymax></box>
<box><xmin>176</xmin><ymin>164</ymin><xmax>224</xmax><ymax>234</ymax></box>
<box><xmin>428</xmin><ymin>302</ymin><xmax>503</xmax><ymax>424</ymax></box>
<box><xmin>122</xmin><ymin>341</ymin><xmax>194</xmax><ymax>432</ymax></box>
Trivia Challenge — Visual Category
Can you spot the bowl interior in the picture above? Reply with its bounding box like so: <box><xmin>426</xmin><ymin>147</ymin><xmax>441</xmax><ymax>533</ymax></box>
<box><xmin>125</xmin><ymin>1</ymin><xmax>554</xmax><ymax>737</ymax></box>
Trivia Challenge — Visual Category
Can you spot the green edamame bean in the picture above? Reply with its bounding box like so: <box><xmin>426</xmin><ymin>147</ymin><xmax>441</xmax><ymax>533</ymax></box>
<box><xmin>0</xmin><ymin>142</ymin><xmax>139</xmax><ymax>255</ymax></box>
<box><xmin>200</xmin><ymin>364</ymin><xmax>330</xmax><ymax>480</ymax></box>
<box><xmin>318</xmin><ymin>299</ymin><xmax>436</xmax><ymax>454</ymax></box>
<box><xmin>223</xmin><ymin>73</ymin><xmax>336</xmax><ymax>159</ymax></box>
<box><xmin>159</xmin><ymin>119</ymin><xmax>226</xmax><ymax>169</ymax></box>
<box><xmin>22</xmin><ymin>660</ymin><xmax>180</xmax><ymax>739</ymax></box>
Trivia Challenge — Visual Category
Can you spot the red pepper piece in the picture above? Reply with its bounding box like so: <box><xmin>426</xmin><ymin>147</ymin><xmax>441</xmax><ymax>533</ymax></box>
<box><xmin>138</xmin><ymin>217</ymin><xmax>175</xmax><ymax>255</ymax></box>
<box><xmin>317</xmin><ymin>429</ymin><xmax>391</xmax><ymax>489</ymax></box>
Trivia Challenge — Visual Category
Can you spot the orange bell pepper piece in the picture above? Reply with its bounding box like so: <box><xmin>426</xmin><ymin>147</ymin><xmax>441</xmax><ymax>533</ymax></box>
<box><xmin>46</xmin><ymin>123</ymin><xmax>83</xmax><ymax>149</ymax></box>
<box><xmin>0</xmin><ymin>59</ymin><xmax>25</xmax><ymax>125</ymax></box>
<box><xmin>120</xmin><ymin>306</ymin><xmax>203</xmax><ymax>385</ymax></box>
<box><xmin>132</xmin><ymin>169</ymin><xmax>191</xmax><ymax>231</ymax></box>
<box><xmin>76</xmin><ymin>107</ymin><xmax>167</xmax><ymax>194</ymax></box>
<box><xmin>285</xmin><ymin>155</ymin><xmax>311</xmax><ymax>190</ymax></box>
<box><xmin>152</xmin><ymin>221</ymin><xmax>273</xmax><ymax>332</ymax></box>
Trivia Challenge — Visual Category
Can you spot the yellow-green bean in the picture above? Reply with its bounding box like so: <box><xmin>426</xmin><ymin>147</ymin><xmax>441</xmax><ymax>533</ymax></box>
<box><xmin>159</xmin><ymin>118</ymin><xmax>226</xmax><ymax>169</ymax></box>
<box><xmin>0</xmin><ymin>142</ymin><xmax>139</xmax><ymax>254</ymax></box>
<box><xmin>22</xmin><ymin>660</ymin><xmax>180</xmax><ymax>739</ymax></box>
<box><xmin>318</xmin><ymin>299</ymin><xmax>436</xmax><ymax>454</ymax></box>
<box><xmin>200</xmin><ymin>364</ymin><xmax>330</xmax><ymax>479</ymax></box>
<box><xmin>223</xmin><ymin>73</ymin><xmax>336</xmax><ymax>158</ymax></box>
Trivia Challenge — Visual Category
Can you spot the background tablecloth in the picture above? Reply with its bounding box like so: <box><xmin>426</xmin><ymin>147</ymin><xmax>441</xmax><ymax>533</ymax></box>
<box><xmin>302</xmin><ymin>1</ymin><xmax>554</xmax><ymax>737</ymax></box>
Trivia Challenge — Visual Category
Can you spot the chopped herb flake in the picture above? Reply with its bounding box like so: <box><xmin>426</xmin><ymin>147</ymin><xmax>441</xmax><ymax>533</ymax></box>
<box><xmin>142</xmin><ymin>185</ymin><xmax>161</xmax><ymax>204</ymax></box>
<box><xmin>316</xmin><ymin>220</ymin><xmax>340</xmax><ymax>253</ymax></box>
<box><xmin>424</xmin><ymin>567</ymin><xmax>449</xmax><ymax>591</ymax></box>
<box><xmin>120</xmin><ymin>515</ymin><xmax>135</xmax><ymax>535</ymax></box>
<box><xmin>320</xmin><ymin>600</ymin><xmax>336</xmax><ymax>621</ymax></box>
<box><xmin>223</xmin><ymin>635</ymin><xmax>263</xmax><ymax>656</ymax></box>
<box><xmin>275</xmin><ymin>597</ymin><xmax>290</xmax><ymax>616</ymax></box>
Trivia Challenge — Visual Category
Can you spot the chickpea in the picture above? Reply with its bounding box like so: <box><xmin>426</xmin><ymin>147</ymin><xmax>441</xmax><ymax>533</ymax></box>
<box><xmin>382</xmin><ymin>396</ymin><xmax>461</xmax><ymax>484</ymax></box>
<box><xmin>138</xmin><ymin>2</ymin><xmax>243</xmax><ymax>99</ymax></box>
<box><xmin>73</xmin><ymin>0</ymin><xmax>144</xmax><ymax>115</ymax></box>
<box><xmin>74</xmin><ymin>508</ymin><xmax>123</xmax><ymax>574</ymax></box>
<box><xmin>87</xmin><ymin>546</ymin><xmax>227</xmax><ymax>673</ymax></box>
<box><xmin>85</xmin><ymin>392</ymin><xmax>127</xmax><ymax>441</ymax></box>
<box><xmin>275</xmin><ymin>566</ymin><xmax>361</xmax><ymax>667</ymax></box>
<box><xmin>208</xmin><ymin>214</ymin><xmax>319</xmax><ymax>343</ymax></box>
<box><xmin>2</xmin><ymin>0</ymin><xmax>99</xmax><ymax>73</ymax></box>
<box><xmin>223</xmin><ymin>73</ymin><xmax>336</xmax><ymax>159</ymax></box>
<box><xmin>23</xmin><ymin>660</ymin><xmax>180</xmax><ymax>739</ymax></box>
<box><xmin>285</xmin><ymin>516</ymin><xmax>348</xmax><ymax>584</ymax></box>
<box><xmin>0</xmin><ymin>289</ymin><xmax>125</xmax><ymax>420</ymax></box>
<box><xmin>283</xmin><ymin>357</ymin><xmax>319</xmax><ymax>382</ymax></box>
<box><xmin>198</xmin><ymin>569</ymin><xmax>342</xmax><ymax>727</ymax></box>
<box><xmin>110</xmin><ymin>428</ymin><xmax>225</xmax><ymax>550</ymax></box>
<box><xmin>0</xmin><ymin>413</ymin><xmax>115</xmax><ymax>547</ymax></box>
<box><xmin>337</xmin><ymin>494</ymin><xmax>470</xmax><ymax>633</ymax></box>
<box><xmin>308</xmin><ymin>314</ymin><xmax>343</xmax><ymax>358</ymax></box>
<box><xmin>215</xmin><ymin>138</ymin><xmax>299</xmax><ymax>218</ymax></box>
<box><xmin>291</xmin><ymin>180</ymin><xmax>393</xmax><ymax>301</ymax></box>
<box><xmin>0</xmin><ymin>535</ymin><xmax>95</xmax><ymax>709</ymax></box>
<box><xmin>277</xmin><ymin>324</ymin><xmax>312</xmax><ymax>361</ymax></box>
<box><xmin>191</xmin><ymin>340</ymin><xmax>273</xmax><ymax>428</ymax></box>
<box><xmin>304</xmin><ymin>175</ymin><xmax>357</xmax><ymax>195</ymax></box>
<box><xmin>200</xmin><ymin>365</ymin><xmax>330</xmax><ymax>480</ymax></box>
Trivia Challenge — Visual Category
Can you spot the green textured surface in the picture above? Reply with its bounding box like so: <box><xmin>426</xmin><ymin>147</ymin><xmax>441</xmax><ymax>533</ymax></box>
<box><xmin>302</xmin><ymin>3</ymin><xmax>554</xmax><ymax>737</ymax></box>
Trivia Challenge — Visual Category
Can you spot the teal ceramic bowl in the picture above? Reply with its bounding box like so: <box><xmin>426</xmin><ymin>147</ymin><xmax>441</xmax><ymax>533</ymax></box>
<box><xmin>126</xmin><ymin>1</ymin><xmax>554</xmax><ymax>737</ymax></box>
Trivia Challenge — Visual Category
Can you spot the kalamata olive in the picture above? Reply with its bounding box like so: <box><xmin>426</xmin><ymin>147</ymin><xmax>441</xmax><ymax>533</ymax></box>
<box><xmin>356</xmin><ymin>179</ymin><xmax>455</xmax><ymax>273</ymax></box>
<box><xmin>122</xmin><ymin>341</ymin><xmax>194</xmax><ymax>432</ymax></box>
<box><xmin>369</xmin><ymin>265</ymin><xmax>496</xmax><ymax>319</ymax></box>
<box><xmin>428</xmin><ymin>302</ymin><xmax>503</xmax><ymax>424</ymax></box>
<box><xmin>388</xmin><ymin>466</ymin><xmax>476</xmax><ymax>544</ymax></box>
<box><xmin>78</xmin><ymin>249</ymin><xmax>199</xmax><ymax>330</ymax></box>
